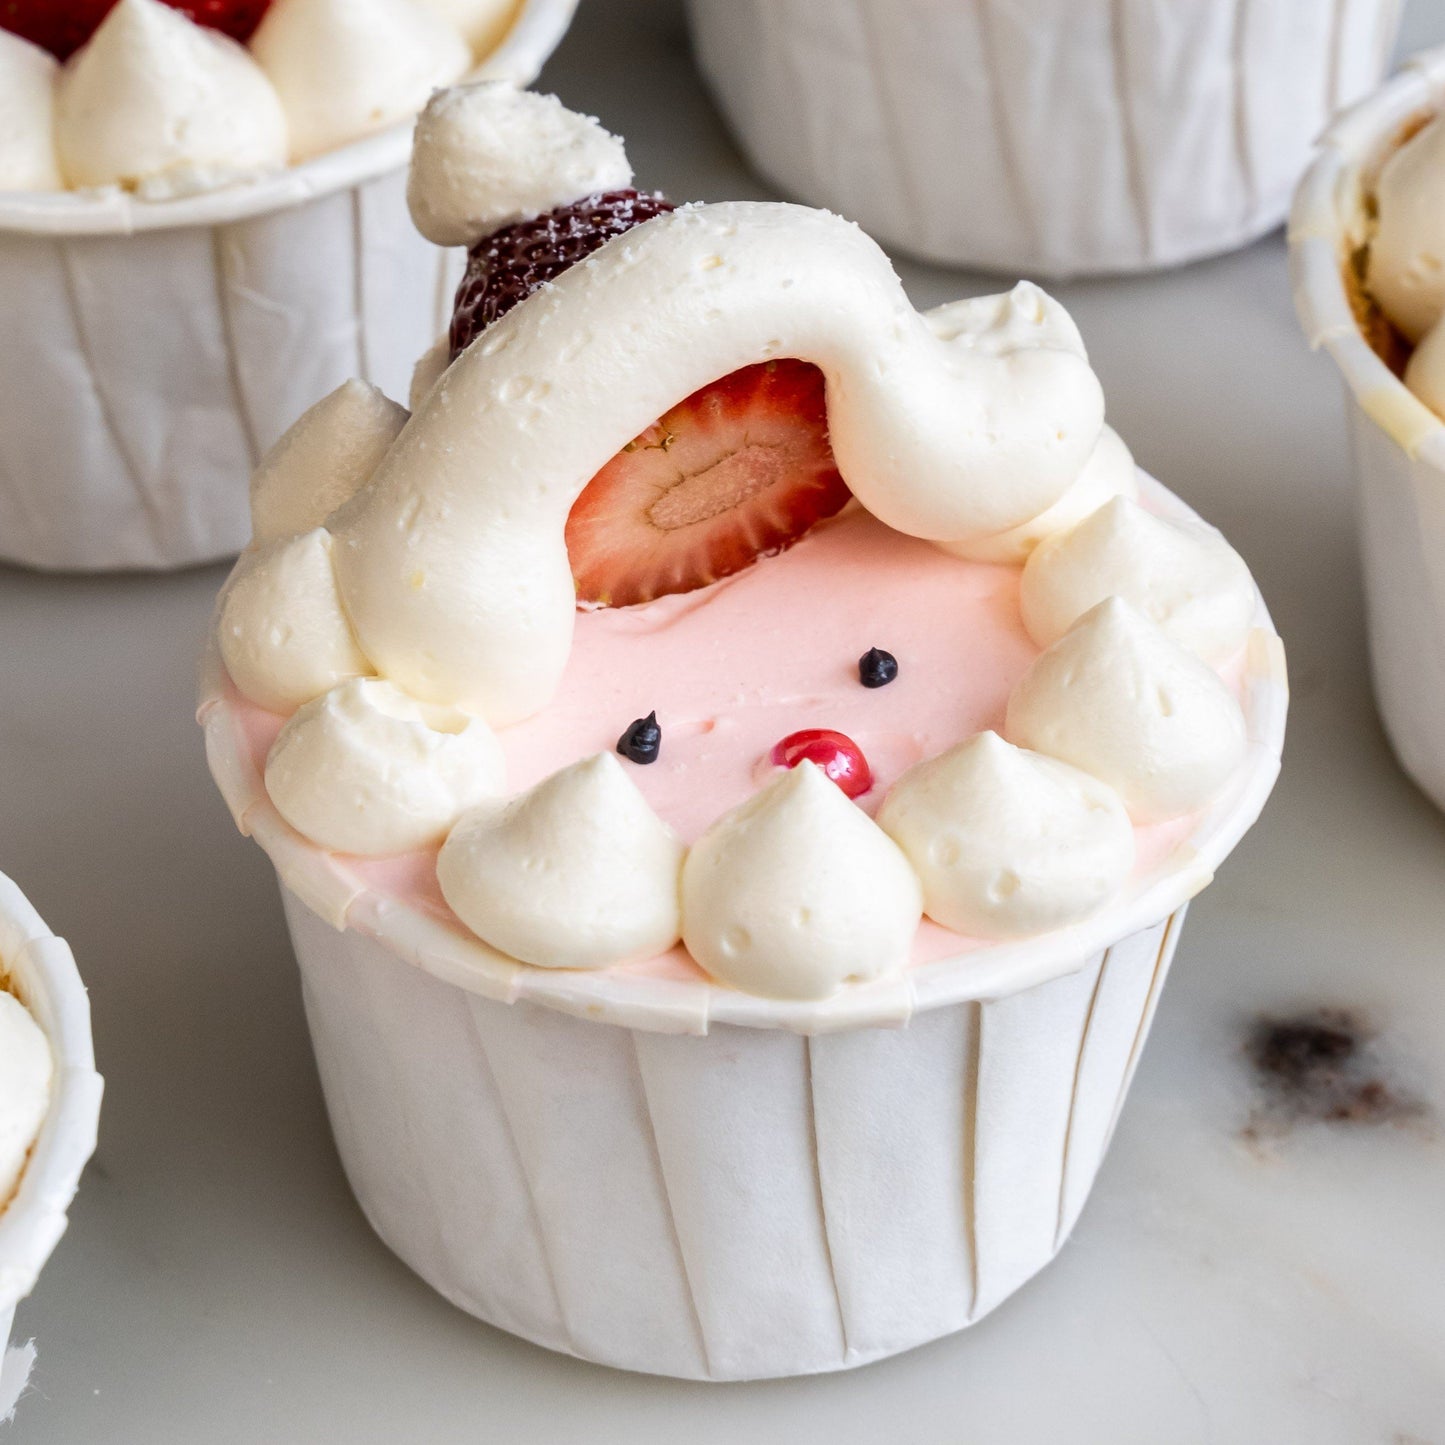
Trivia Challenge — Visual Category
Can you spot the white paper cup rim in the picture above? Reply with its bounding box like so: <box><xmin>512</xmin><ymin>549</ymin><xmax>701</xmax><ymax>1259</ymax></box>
<box><xmin>0</xmin><ymin>0</ymin><xmax>578</xmax><ymax>239</ymax></box>
<box><xmin>200</xmin><ymin>474</ymin><xmax>1286</xmax><ymax>1035</ymax></box>
<box><xmin>1289</xmin><ymin>43</ymin><xmax>1445</xmax><ymax>472</ymax></box>
<box><xmin>0</xmin><ymin>874</ymin><xmax>102</xmax><ymax>1312</ymax></box>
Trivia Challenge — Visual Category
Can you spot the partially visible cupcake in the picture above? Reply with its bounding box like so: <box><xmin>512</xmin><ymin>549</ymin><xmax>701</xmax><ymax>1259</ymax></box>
<box><xmin>0</xmin><ymin>0</ymin><xmax>575</xmax><ymax>570</ymax></box>
<box><xmin>2</xmin><ymin>0</ymin><xmax>485</xmax><ymax>194</ymax></box>
<box><xmin>0</xmin><ymin>873</ymin><xmax>102</xmax><ymax>1424</ymax></box>
<box><xmin>687</xmin><ymin>0</ymin><xmax>1402</xmax><ymax>277</ymax></box>
<box><xmin>1292</xmin><ymin>46</ymin><xmax>1445</xmax><ymax>814</ymax></box>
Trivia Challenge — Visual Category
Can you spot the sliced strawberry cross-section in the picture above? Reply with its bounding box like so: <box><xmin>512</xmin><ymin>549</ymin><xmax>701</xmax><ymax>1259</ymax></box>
<box><xmin>449</xmin><ymin>192</ymin><xmax>852</xmax><ymax>607</ymax></box>
<box><xmin>565</xmin><ymin>359</ymin><xmax>851</xmax><ymax>608</ymax></box>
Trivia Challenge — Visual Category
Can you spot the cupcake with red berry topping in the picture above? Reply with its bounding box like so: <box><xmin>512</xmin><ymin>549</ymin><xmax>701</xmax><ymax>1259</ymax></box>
<box><xmin>0</xmin><ymin>0</ymin><xmax>574</xmax><ymax>570</ymax></box>
<box><xmin>200</xmin><ymin>84</ymin><xmax>1287</xmax><ymax>1379</ymax></box>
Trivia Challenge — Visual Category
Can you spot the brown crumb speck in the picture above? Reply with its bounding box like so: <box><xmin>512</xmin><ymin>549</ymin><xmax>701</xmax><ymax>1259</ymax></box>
<box><xmin>1242</xmin><ymin>1008</ymin><xmax>1425</xmax><ymax>1142</ymax></box>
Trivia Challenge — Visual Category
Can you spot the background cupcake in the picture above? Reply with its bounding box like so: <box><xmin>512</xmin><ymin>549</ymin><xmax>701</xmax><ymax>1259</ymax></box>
<box><xmin>0</xmin><ymin>0</ymin><xmax>575</xmax><ymax>570</ymax></box>
<box><xmin>687</xmin><ymin>0</ymin><xmax>1402</xmax><ymax>278</ymax></box>
<box><xmin>1291</xmin><ymin>44</ymin><xmax>1445</xmax><ymax>816</ymax></box>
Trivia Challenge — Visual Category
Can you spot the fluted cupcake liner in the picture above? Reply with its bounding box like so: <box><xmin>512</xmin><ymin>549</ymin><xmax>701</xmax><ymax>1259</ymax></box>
<box><xmin>286</xmin><ymin>886</ymin><xmax>1183</xmax><ymax>1380</ymax></box>
<box><xmin>0</xmin><ymin>874</ymin><xmax>102</xmax><ymax>1423</ymax></box>
<box><xmin>0</xmin><ymin>0</ymin><xmax>576</xmax><ymax>573</ymax></box>
<box><xmin>687</xmin><ymin>0</ymin><xmax>1401</xmax><ymax>278</ymax></box>
<box><xmin>1291</xmin><ymin>46</ymin><xmax>1445</xmax><ymax>814</ymax></box>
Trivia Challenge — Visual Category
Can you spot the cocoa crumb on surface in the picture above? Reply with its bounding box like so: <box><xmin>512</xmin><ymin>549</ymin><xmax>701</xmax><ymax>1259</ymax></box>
<box><xmin>1242</xmin><ymin>1008</ymin><xmax>1426</xmax><ymax>1141</ymax></box>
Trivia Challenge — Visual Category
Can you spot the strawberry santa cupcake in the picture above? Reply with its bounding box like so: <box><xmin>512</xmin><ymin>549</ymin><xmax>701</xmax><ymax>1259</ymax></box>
<box><xmin>200</xmin><ymin>85</ymin><xmax>1287</xmax><ymax>1379</ymax></box>
<box><xmin>0</xmin><ymin>0</ymin><xmax>574</xmax><ymax>569</ymax></box>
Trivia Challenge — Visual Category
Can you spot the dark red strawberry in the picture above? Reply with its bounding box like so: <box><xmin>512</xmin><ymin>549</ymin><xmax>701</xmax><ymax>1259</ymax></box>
<box><xmin>565</xmin><ymin>359</ymin><xmax>849</xmax><ymax>607</ymax></box>
<box><xmin>1</xmin><ymin>0</ymin><xmax>112</xmax><ymax>56</ymax></box>
<box><xmin>450</xmin><ymin>190</ymin><xmax>676</xmax><ymax>360</ymax></box>
<box><xmin>1</xmin><ymin>0</ymin><xmax>270</xmax><ymax>58</ymax></box>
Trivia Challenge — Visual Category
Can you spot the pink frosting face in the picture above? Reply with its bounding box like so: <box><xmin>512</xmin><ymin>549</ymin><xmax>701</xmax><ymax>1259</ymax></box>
<box><xmin>231</xmin><ymin>496</ymin><xmax>1219</xmax><ymax>978</ymax></box>
<box><xmin>502</xmin><ymin>505</ymin><xmax>1032</xmax><ymax>841</ymax></box>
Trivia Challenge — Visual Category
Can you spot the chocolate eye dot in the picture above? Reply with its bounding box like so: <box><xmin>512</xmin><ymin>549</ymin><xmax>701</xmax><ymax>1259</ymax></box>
<box><xmin>858</xmin><ymin>647</ymin><xmax>898</xmax><ymax>688</ymax></box>
<box><xmin>618</xmin><ymin>711</ymin><xmax>662</xmax><ymax>764</ymax></box>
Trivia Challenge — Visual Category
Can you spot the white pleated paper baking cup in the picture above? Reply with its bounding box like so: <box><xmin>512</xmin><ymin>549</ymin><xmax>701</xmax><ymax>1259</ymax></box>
<box><xmin>1291</xmin><ymin>46</ymin><xmax>1445</xmax><ymax>815</ymax></box>
<box><xmin>198</xmin><ymin>474</ymin><xmax>1285</xmax><ymax>1377</ymax></box>
<box><xmin>0</xmin><ymin>0</ymin><xmax>576</xmax><ymax>573</ymax></box>
<box><xmin>0</xmin><ymin>873</ymin><xmax>102</xmax><ymax>1422</ymax></box>
<box><xmin>687</xmin><ymin>0</ymin><xmax>1400</xmax><ymax>278</ymax></box>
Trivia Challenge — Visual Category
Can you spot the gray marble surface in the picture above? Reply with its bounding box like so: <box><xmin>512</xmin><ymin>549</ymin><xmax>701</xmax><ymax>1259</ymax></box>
<box><xmin>5</xmin><ymin>1</ymin><xmax>1445</xmax><ymax>1440</ymax></box>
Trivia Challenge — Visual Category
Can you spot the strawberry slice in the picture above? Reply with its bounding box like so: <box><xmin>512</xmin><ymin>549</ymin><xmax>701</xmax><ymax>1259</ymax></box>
<box><xmin>2</xmin><ymin>0</ymin><xmax>271</xmax><ymax>58</ymax></box>
<box><xmin>451</xmin><ymin>192</ymin><xmax>850</xmax><ymax>607</ymax></box>
<box><xmin>565</xmin><ymin>359</ymin><xmax>851</xmax><ymax>608</ymax></box>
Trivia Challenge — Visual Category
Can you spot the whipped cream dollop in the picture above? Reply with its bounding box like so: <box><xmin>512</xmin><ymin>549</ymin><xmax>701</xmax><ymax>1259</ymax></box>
<box><xmin>943</xmin><ymin>425</ymin><xmax>1137</xmax><ymax>567</ymax></box>
<box><xmin>1368</xmin><ymin>114</ymin><xmax>1445</xmax><ymax>345</ymax></box>
<box><xmin>438</xmin><ymin>753</ymin><xmax>684</xmax><ymax>970</ymax></box>
<box><xmin>266</xmin><ymin>678</ymin><xmax>504</xmax><ymax>854</ymax></box>
<box><xmin>0</xmin><ymin>30</ymin><xmax>62</xmax><ymax>192</ymax></box>
<box><xmin>56</xmin><ymin>0</ymin><xmax>288</xmax><ymax>197</ymax></box>
<box><xmin>681</xmin><ymin>763</ymin><xmax>922</xmax><ymax>1000</ymax></box>
<box><xmin>877</xmin><ymin>732</ymin><xmax>1135</xmax><ymax>939</ymax></box>
<box><xmin>409</xmin><ymin>84</ymin><xmax>634</xmax><ymax>247</ymax></box>
<box><xmin>1020</xmin><ymin>497</ymin><xmax>1255</xmax><ymax>663</ymax></box>
<box><xmin>1006</xmin><ymin>597</ymin><xmax>1248</xmax><ymax>823</ymax></box>
<box><xmin>0</xmin><ymin>989</ymin><xmax>52</xmax><ymax>1207</ymax></box>
<box><xmin>252</xmin><ymin>0</ymin><xmax>471</xmax><ymax>163</ymax></box>
<box><xmin>220</xmin><ymin>528</ymin><xmax>373</xmax><ymax>714</ymax></box>
<box><xmin>332</xmin><ymin>200</ymin><xmax>1104</xmax><ymax>723</ymax></box>
<box><xmin>250</xmin><ymin>379</ymin><xmax>409</xmax><ymax>544</ymax></box>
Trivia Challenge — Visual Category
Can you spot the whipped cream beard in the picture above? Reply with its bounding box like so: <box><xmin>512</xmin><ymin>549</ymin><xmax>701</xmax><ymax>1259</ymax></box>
<box><xmin>0</xmin><ymin>988</ymin><xmax>53</xmax><ymax>1209</ymax></box>
<box><xmin>1365</xmin><ymin>114</ymin><xmax>1445</xmax><ymax>419</ymax></box>
<box><xmin>211</xmin><ymin>84</ymin><xmax>1265</xmax><ymax>1001</ymax></box>
<box><xmin>0</xmin><ymin>0</ymin><xmax>496</xmax><ymax>197</ymax></box>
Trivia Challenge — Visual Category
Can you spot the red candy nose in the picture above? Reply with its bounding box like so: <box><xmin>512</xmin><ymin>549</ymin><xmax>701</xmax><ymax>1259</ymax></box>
<box><xmin>771</xmin><ymin>729</ymin><xmax>873</xmax><ymax>799</ymax></box>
